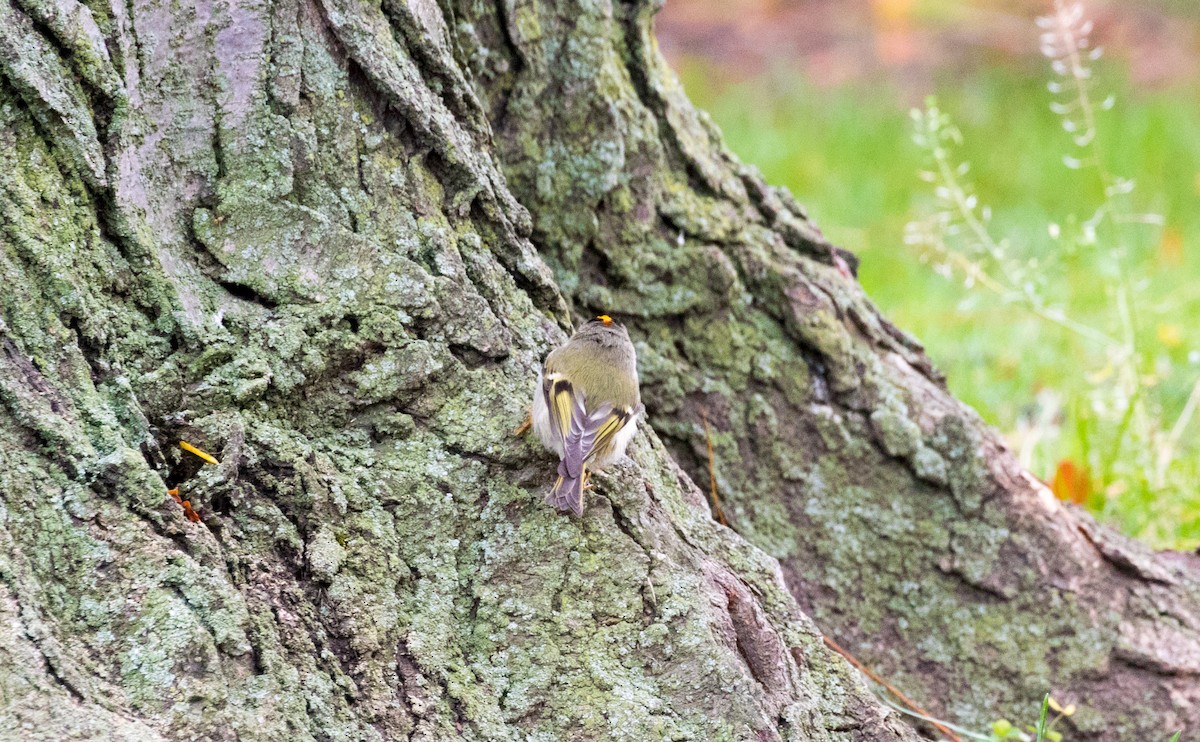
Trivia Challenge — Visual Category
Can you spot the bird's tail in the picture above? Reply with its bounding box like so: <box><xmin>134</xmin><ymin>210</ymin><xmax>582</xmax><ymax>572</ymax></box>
<box><xmin>546</xmin><ymin>463</ymin><xmax>589</xmax><ymax>517</ymax></box>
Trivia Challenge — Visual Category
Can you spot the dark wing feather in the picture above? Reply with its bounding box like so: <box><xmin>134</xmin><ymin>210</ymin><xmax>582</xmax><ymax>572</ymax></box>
<box><xmin>542</xmin><ymin>372</ymin><xmax>574</xmax><ymax>448</ymax></box>
<box><xmin>543</xmin><ymin>375</ymin><xmax>636</xmax><ymax>516</ymax></box>
<box><xmin>586</xmin><ymin>407</ymin><xmax>633</xmax><ymax>464</ymax></box>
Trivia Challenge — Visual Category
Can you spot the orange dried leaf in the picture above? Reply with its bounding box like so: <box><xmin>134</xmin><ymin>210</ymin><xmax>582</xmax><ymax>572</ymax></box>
<box><xmin>1159</xmin><ymin>228</ymin><xmax>1184</xmax><ymax>266</ymax></box>
<box><xmin>1051</xmin><ymin>459</ymin><xmax>1090</xmax><ymax>505</ymax></box>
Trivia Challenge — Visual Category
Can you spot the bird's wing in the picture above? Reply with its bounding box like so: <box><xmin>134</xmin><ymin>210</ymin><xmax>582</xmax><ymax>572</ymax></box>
<box><xmin>542</xmin><ymin>371</ymin><xmax>575</xmax><ymax>449</ymax></box>
<box><xmin>543</xmin><ymin>371</ymin><xmax>635</xmax><ymax>473</ymax></box>
<box><xmin>544</xmin><ymin>378</ymin><xmax>634</xmax><ymax>479</ymax></box>
<box><xmin>582</xmin><ymin>405</ymin><xmax>635</xmax><ymax>467</ymax></box>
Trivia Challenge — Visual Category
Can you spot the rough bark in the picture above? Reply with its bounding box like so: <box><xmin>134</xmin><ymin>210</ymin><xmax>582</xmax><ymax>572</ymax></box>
<box><xmin>0</xmin><ymin>1</ymin><xmax>1194</xmax><ymax>742</ymax></box>
<box><xmin>453</xmin><ymin>1</ymin><xmax>1200</xmax><ymax>738</ymax></box>
<box><xmin>0</xmin><ymin>0</ymin><xmax>924</xmax><ymax>739</ymax></box>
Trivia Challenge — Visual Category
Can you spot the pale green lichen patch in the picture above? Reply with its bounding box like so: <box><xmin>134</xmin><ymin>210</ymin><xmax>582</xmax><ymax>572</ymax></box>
<box><xmin>1</xmin><ymin>0</ymin><xmax>1133</xmax><ymax>735</ymax></box>
<box><xmin>869</xmin><ymin>407</ymin><xmax>922</xmax><ymax>459</ymax></box>
<box><xmin>439</xmin><ymin>0</ymin><xmax>1189</xmax><ymax>732</ymax></box>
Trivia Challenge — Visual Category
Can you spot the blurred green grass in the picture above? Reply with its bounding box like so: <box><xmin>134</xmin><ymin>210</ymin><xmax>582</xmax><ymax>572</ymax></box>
<box><xmin>676</xmin><ymin>57</ymin><xmax>1200</xmax><ymax>547</ymax></box>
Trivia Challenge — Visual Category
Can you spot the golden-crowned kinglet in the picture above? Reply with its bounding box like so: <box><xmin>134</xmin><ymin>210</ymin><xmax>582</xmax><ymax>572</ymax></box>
<box><xmin>533</xmin><ymin>315</ymin><xmax>642</xmax><ymax>516</ymax></box>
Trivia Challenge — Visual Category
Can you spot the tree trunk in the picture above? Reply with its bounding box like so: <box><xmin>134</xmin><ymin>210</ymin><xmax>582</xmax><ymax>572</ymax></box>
<box><xmin>0</xmin><ymin>0</ymin><xmax>1195</xmax><ymax>740</ymax></box>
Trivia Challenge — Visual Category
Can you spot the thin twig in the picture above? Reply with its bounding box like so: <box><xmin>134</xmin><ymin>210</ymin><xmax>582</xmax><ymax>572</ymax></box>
<box><xmin>1157</xmin><ymin>373</ymin><xmax>1200</xmax><ymax>484</ymax></box>
<box><xmin>874</xmin><ymin>697</ymin><xmax>993</xmax><ymax>742</ymax></box>
<box><xmin>822</xmin><ymin>635</ymin><xmax>962</xmax><ymax>742</ymax></box>
<box><xmin>699</xmin><ymin>410</ymin><xmax>728</xmax><ymax>526</ymax></box>
<box><xmin>931</xmin><ymin>244</ymin><xmax>1120</xmax><ymax>347</ymax></box>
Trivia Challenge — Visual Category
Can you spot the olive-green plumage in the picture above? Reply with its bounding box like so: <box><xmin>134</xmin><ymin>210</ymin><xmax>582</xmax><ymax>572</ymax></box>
<box><xmin>544</xmin><ymin>325</ymin><xmax>640</xmax><ymax>410</ymax></box>
<box><xmin>532</xmin><ymin>316</ymin><xmax>642</xmax><ymax>516</ymax></box>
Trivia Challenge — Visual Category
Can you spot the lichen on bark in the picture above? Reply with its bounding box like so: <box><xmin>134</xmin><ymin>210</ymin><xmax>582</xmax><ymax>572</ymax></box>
<box><xmin>0</xmin><ymin>0</ymin><xmax>931</xmax><ymax>739</ymax></box>
<box><xmin>3</xmin><ymin>0</ymin><xmax>1198</xmax><ymax>738</ymax></box>
<box><xmin>450</xmin><ymin>0</ymin><xmax>1200</xmax><ymax>739</ymax></box>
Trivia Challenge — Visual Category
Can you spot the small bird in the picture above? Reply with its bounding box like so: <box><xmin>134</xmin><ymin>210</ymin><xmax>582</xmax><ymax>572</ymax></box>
<box><xmin>532</xmin><ymin>315</ymin><xmax>642</xmax><ymax>516</ymax></box>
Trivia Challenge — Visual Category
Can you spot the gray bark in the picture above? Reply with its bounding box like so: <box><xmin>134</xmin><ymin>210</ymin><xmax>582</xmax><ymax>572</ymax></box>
<box><xmin>0</xmin><ymin>0</ymin><xmax>1195</xmax><ymax>739</ymax></box>
<box><xmin>0</xmin><ymin>0</ymin><xmax>920</xmax><ymax>738</ymax></box>
<box><xmin>469</xmin><ymin>2</ymin><xmax>1200</xmax><ymax>738</ymax></box>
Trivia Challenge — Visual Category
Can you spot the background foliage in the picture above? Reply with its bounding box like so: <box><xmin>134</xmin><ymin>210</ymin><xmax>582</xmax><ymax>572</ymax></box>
<box><xmin>660</xmin><ymin>0</ymin><xmax>1200</xmax><ymax>547</ymax></box>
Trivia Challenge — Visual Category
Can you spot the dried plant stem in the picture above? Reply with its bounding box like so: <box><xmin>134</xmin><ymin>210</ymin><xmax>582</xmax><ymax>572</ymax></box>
<box><xmin>1157</xmin><ymin>375</ymin><xmax>1200</xmax><ymax>485</ymax></box>
<box><xmin>1047</xmin><ymin>1</ymin><xmax>1149</xmax><ymax>457</ymax></box>
<box><xmin>1051</xmin><ymin>0</ymin><xmax>1101</xmax><ymax>165</ymax></box>
<box><xmin>822</xmin><ymin>635</ymin><xmax>963</xmax><ymax>742</ymax></box>
<box><xmin>919</xmin><ymin>101</ymin><xmax>1121</xmax><ymax>349</ymax></box>
<box><xmin>874</xmin><ymin>698</ymin><xmax>995</xmax><ymax>742</ymax></box>
<box><xmin>929</xmin><ymin>242</ymin><xmax>1119</xmax><ymax>348</ymax></box>
<box><xmin>700</xmin><ymin>411</ymin><xmax>728</xmax><ymax>526</ymax></box>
